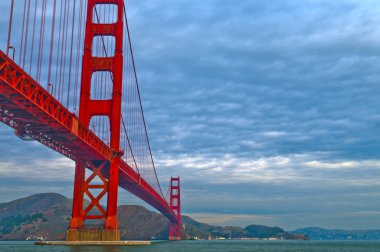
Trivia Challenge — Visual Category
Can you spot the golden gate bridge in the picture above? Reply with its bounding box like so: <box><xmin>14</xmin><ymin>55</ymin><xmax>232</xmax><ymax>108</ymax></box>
<box><xmin>0</xmin><ymin>0</ymin><xmax>181</xmax><ymax>241</ymax></box>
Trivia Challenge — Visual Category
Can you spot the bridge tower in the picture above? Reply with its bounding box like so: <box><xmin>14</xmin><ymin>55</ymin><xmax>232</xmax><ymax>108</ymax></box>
<box><xmin>67</xmin><ymin>0</ymin><xmax>124</xmax><ymax>241</ymax></box>
<box><xmin>169</xmin><ymin>177</ymin><xmax>181</xmax><ymax>240</ymax></box>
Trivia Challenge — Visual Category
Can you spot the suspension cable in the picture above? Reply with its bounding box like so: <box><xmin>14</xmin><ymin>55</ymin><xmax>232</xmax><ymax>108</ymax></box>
<box><xmin>123</xmin><ymin>3</ymin><xmax>164</xmax><ymax>197</ymax></box>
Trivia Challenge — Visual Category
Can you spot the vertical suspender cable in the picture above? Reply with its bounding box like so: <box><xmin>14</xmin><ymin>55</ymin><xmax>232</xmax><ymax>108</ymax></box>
<box><xmin>74</xmin><ymin>0</ymin><xmax>85</xmax><ymax>113</ymax></box>
<box><xmin>60</xmin><ymin>0</ymin><xmax>70</xmax><ymax>103</ymax></box>
<box><xmin>47</xmin><ymin>0</ymin><xmax>57</xmax><ymax>90</ymax></box>
<box><xmin>121</xmin><ymin>14</ymin><xmax>139</xmax><ymax>173</ymax></box>
<box><xmin>124</xmin><ymin>3</ymin><xmax>164</xmax><ymax>196</ymax></box>
<box><xmin>37</xmin><ymin>0</ymin><xmax>47</xmax><ymax>82</ymax></box>
<box><xmin>19</xmin><ymin>0</ymin><xmax>27</xmax><ymax>64</ymax></box>
<box><xmin>57</xmin><ymin>0</ymin><xmax>68</xmax><ymax>100</ymax></box>
<box><xmin>54</xmin><ymin>0</ymin><xmax>64</xmax><ymax>98</ymax></box>
<box><xmin>67</xmin><ymin>0</ymin><xmax>77</xmax><ymax>109</ymax></box>
<box><xmin>6</xmin><ymin>0</ymin><xmax>14</xmax><ymax>56</ymax></box>
<box><xmin>22</xmin><ymin>0</ymin><xmax>31</xmax><ymax>69</ymax></box>
<box><xmin>29</xmin><ymin>0</ymin><xmax>38</xmax><ymax>75</ymax></box>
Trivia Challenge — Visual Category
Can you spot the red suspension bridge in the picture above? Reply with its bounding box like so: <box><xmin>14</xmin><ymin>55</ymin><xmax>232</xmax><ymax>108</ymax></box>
<box><xmin>0</xmin><ymin>0</ymin><xmax>181</xmax><ymax>241</ymax></box>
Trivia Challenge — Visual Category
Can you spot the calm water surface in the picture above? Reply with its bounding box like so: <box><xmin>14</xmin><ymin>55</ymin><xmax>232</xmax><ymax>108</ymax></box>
<box><xmin>1</xmin><ymin>240</ymin><xmax>380</xmax><ymax>252</ymax></box>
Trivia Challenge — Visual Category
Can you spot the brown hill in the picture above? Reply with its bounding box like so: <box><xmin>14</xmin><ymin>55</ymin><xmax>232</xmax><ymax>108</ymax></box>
<box><xmin>0</xmin><ymin>193</ymin><xmax>67</xmax><ymax>219</ymax></box>
<box><xmin>0</xmin><ymin>193</ymin><xmax>307</xmax><ymax>240</ymax></box>
<box><xmin>0</xmin><ymin>193</ymin><xmax>72</xmax><ymax>240</ymax></box>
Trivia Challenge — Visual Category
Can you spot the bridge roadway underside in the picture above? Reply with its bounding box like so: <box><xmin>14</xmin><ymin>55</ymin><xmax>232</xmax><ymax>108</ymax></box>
<box><xmin>0</xmin><ymin>51</ymin><xmax>177</xmax><ymax>225</ymax></box>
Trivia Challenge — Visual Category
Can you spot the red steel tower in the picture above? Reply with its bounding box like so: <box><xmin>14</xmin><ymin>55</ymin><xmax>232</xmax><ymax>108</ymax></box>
<box><xmin>67</xmin><ymin>0</ymin><xmax>124</xmax><ymax>241</ymax></box>
<box><xmin>169</xmin><ymin>177</ymin><xmax>181</xmax><ymax>240</ymax></box>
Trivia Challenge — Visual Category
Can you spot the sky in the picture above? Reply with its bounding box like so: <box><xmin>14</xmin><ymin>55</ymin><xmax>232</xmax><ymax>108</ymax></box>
<box><xmin>1</xmin><ymin>0</ymin><xmax>380</xmax><ymax>230</ymax></box>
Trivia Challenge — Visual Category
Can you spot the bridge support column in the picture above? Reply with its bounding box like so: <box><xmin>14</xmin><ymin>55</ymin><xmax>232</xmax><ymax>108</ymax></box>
<box><xmin>67</xmin><ymin>161</ymin><xmax>120</xmax><ymax>241</ymax></box>
<box><xmin>169</xmin><ymin>177</ymin><xmax>181</xmax><ymax>240</ymax></box>
<box><xmin>69</xmin><ymin>163</ymin><xmax>85</xmax><ymax>230</ymax></box>
<box><xmin>105</xmin><ymin>158</ymin><xmax>120</xmax><ymax>230</ymax></box>
<box><xmin>67</xmin><ymin>0</ymin><xmax>123</xmax><ymax>242</ymax></box>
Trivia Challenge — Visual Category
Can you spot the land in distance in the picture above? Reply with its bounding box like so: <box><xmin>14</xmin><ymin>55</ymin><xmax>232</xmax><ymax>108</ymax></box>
<box><xmin>2</xmin><ymin>193</ymin><xmax>369</xmax><ymax>241</ymax></box>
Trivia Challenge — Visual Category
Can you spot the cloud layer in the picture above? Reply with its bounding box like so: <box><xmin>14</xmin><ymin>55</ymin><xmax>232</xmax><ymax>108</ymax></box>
<box><xmin>1</xmin><ymin>0</ymin><xmax>380</xmax><ymax>229</ymax></box>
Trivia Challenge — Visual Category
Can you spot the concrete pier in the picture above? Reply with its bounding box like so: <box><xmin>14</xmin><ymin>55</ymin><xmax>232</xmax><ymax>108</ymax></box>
<box><xmin>35</xmin><ymin>228</ymin><xmax>152</xmax><ymax>246</ymax></box>
<box><xmin>35</xmin><ymin>240</ymin><xmax>151</xmax><ymax>246</ymax></box>
<box><xmin>66</xmin><ymin>229</ymin><xmax>121</xmax><ymax>242</ymax></box>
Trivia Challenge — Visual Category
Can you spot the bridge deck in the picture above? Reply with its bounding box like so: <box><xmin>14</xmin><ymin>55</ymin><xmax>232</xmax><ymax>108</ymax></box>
<box><xmin>0</xmin><ymin>51</ymin><xmax>177</xmax><ymax>223</ymax></box>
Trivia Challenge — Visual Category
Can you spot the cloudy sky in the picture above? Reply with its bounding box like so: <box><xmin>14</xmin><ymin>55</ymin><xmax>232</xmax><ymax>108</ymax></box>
<box><xmin>1</xmin><ymin>0</ymin><xmax>380</xmax><ymax>230</ymax></box>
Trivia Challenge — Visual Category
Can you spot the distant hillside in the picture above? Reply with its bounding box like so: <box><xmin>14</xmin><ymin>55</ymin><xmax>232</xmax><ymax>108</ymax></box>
<box><xmin>0</xmin><ymin>193</ymin><xmax>72</xmax><ymax>240</ymax></box>
<box><xmin>118</xmin><ymin>205</ymin><xmax>170</xmax><ymax>240</ymax></box>
<box><xmin>0</xmin><ymin>193</ymin><xmax>67</xmax><ymax>219</ymax></box>
<box><xmin>0</xmin><ymin>193</ymin><xmax>307</xmax><ymax>240</ymax></box>
<box><xmin>182</xmin><ymin>219</ymin><xmax>303</xmax><ymax>240</ymax></box>
<box><xmin>290</xmin><ymin>227</ymin><xmax>380</xmax><ymax>240</ymax></box>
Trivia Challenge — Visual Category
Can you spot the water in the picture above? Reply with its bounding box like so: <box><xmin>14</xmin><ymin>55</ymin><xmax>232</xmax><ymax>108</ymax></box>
<box><xmin>1</xmin><ymin>240</ymin><xmax>380</xmax><ymax>252</ymax></box>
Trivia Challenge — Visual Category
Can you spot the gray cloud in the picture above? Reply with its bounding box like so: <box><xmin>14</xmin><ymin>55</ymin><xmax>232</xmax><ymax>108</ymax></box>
<box><xmin>1</xmin><ymin>0</ymin><xmax>380</xmax><ymax>229</ymax></box>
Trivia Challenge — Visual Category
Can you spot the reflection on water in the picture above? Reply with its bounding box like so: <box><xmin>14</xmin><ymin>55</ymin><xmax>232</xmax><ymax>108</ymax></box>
<box><xmin>69</xmin><ymin>246</ymin><xmax>124</xmax><ymax>252</ymax></box>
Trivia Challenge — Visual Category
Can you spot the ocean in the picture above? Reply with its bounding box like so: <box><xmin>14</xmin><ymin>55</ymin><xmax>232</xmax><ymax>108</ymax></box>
<box><xmin>2</xmin><ymin>240</ymin><xmax>380</xmax><ymax>252</ymax></box>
